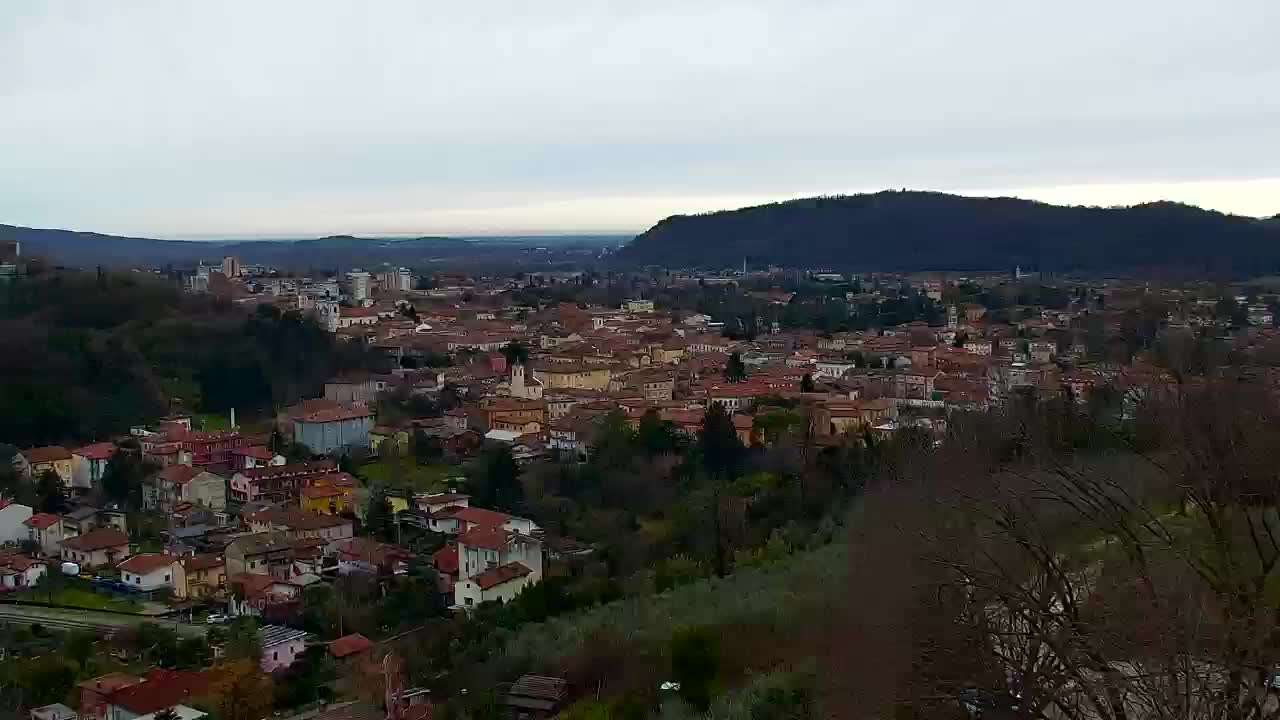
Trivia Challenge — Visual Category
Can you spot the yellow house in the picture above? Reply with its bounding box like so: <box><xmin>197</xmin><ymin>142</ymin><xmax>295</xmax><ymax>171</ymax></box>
<box><xmin>23</xmin><ymin>447</ymin><xmax>75</xmax><ymax>486</ymax></box>
<box><xmin>300</xmin><ymin>484</ymin><xmax>353</xmax><ymax>515</ymax></box>
<box><xmin>623</xmin><ymin>299</ymin><xmax>655</xmax><ymax>313</ymax></box>
<box><xmin>532</xmin><ymin>363</ymin><xmax>612</xmax><ymax>391</ymax></box>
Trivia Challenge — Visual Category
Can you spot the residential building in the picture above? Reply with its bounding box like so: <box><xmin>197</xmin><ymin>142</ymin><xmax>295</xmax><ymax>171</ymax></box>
<box><xmin>61</xmin><ymin>528</ymin><xmax>130</xmax><ymax>569</ymax></box>
<box><xmin>29</xmin><ymin>704</ymin><xmax>76</xmax><ymax>720</ymax></box>
<box><xmin>300</xmin><ymin>483</ymin><xmax>353</xmax><ymax>515</ymax></box>
<box><xmin>324</xmin><ymin>376</ymin><xmax>382</xmax><ymax>406</ymax></box>
<box><xmin>224</xmin><ymin>532</ymin><xmax>294</xmax><ymax>578</ymax></box>
<box><xmin>229</xmin><ymin>459</ymin><xmax>337</xmax><ymax>504</ymax></box>
<box><xmin>346</xmin><ymin>270</ymin><xmax>371</xmax><ymax>302</ymax></box>
<box><xmin>117</xmin><ymin>554</ymin><xmax>186</xmax><ymax>597</ymax></box>
<box><xmin>454</xmin><ymin>525</ymin><xmax>543</xmax><ymax>608</ymax></box>
<box><xmin>469</xmin><ymin>397</ymin><xmax>546</xmax><ymax>432</ymax></box>
<box><xmin>293</xmin><ymin>407</ymin><xmax>374</xmax><ymax>455</ymax></box>
<box><xmin>97</xmin><ymin>669</ymin><xmax>211</xmax><ymax>720</ymax></box>
<box><xmin>246</xmin><ymin>509</ymin><xmax>353</xmax><ymax>551</ymax></box>
<box><xmin>531</xmin><ymin>362</ymin><xmax>612</xmax><ymax>391</ymax></box>
<box><xmin>23</xmin><ymin>446</ymin><xmax>74</xmax><ymax>485</ymax></box>
<box><xmin>328</xmin><ymin>633</ymin><xmax>373</xmax><ymax>663</ymax></box>
<box><xmin>71</xmin><ymin>443</ymin><xmax>116</xmax><ymax>493</ymax></box>
<box><xmin>24</xmin><ymin>513</ymin><xmax>63</xmax><ymax>556</ymax></box>
<box><xmin>336</xmin><ymin>537</ymin><xmax>410</xmax><ymax>576</ymax></box>
<box><xmin>0</xmin><ymin>553</ymin><xmax>46</xmax><ymax>590</ymax></box>
<box><xmin>377</xmin><ymin>268</ymin><xmax>414</xmax><ymax>292</ymax></box>
<box><xmin>229</xmin><ymin>446</ymin><xmax>279</xmax><ymax>471</ymax></box>
<box><xmin>227</xmin><ymin>573</ymin><xmax>303</xmax><ymax>618</ymax></box>
<box><xmin>622</xmin><ymin>298</ymin><xmax>655</xmax><ymax>313</ymax></box>
<box><xmin>0</xmin><ymin>500</ymin><xmax>33</xmax><ymax>544</ymax></box>
<box><xmin>259</xmin><ymin>624</ymin><xmax>310</xmax><ymax>672</ymax></box>
<box><xmin>151</xmin><ymin>466</ymin><xmax>227</xmax><ymax>512</ymax></box>
<box><xmin>78</xmin><ymin>673</ymin><xmax>143</xmax><ymax>720</ymax></box>
<box><xmin>222</xmin><ymin>256</ymin><xmax>241</xmax><ymax>278</ymax></box>
<box><xmin>181</xmin><ymin>554</ymin><xmax>226</xmax><ymax>600</ymax></box>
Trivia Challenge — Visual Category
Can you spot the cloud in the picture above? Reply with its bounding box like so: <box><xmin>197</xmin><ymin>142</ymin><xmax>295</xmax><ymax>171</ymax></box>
<box><xmin>2</xmin><ymin>0</ymin><xmax>1278</xmax><ymax>236</ymax></box>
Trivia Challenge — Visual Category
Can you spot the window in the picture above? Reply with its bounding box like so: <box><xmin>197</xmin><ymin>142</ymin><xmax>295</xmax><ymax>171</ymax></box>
<box><xmin>273</xmin><ymin>651</ymin><xmax>278</xmax><ymax>661</ymax></box>
<box><xmin>134</xmin><ymin>575</ymin><xmax>140</xmax><ymax>584</ymax></box>
<box><xmin>164</xmin><ymin>573</ymin><xmax>170</xmax><ymax>582</ymax></box>
<box><xmin>465</xmin><ymin>597</ymin><xmax>473</xmax><ymax>606</ymax></box>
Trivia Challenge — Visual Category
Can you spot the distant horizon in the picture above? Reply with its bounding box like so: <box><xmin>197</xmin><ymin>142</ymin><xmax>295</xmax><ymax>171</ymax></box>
<box><xmin>8</xmin><ymin>183</ymin><xmax>1279</xmax><ymax>242</ymax></box>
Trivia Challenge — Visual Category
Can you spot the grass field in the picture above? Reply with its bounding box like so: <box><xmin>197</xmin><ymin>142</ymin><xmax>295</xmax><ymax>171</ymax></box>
<box><xmin>19</xmin><ymin>586</ymin><xmax>142</xmax><ymax>613</ymax></box>
<box><xmin>357</xmin><ymin>460</ymin><xmax>453</xmax><ymax>492</ymax></box>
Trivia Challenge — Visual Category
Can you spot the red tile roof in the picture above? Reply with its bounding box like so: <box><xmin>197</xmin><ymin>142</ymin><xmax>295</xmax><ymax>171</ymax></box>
<box><xmin>472</xmin><ymin>561</ymin><xmax>531</xmax><ymax>590</ymax></box>
<box><xmin>116</xmin><ymin>553</ymin><xmax>180</xmax><ymax>575</ymax></box>
<box><xmin>157</xmin><ymin>465</ymin><xmax>200</xmax><ymax>484</ymax></box>
<box><xmin>458</xmin><ymin>526</ymin><xmax>511</xmax><ymax>551</ymax></box>
<box><xmin>73</xmin><ymin>442</ymin><xmax>117</xmax><ymax>461</ymax></box>
<box><xmin>231</xmin><ymin>446</ymin><xmax>275</xmax><ymax>459</ymax></box>
<box><xmin>239</xmin><ymin>459</ymin><xmax>336</xmax><ymax>480</ymax></box>
<box><xmin>328</xmin><ymin>632</ymin><xmax>373</xmax><ymax>658</ymax></box>
<box><xmin>297</xmin><ymin>407</ymin><xmax>374</xmax><ymax>423</ymax></box>
<box><xmin>449</xmin><ymin>506</ymin><xmax>511</xmax><ymax>528</ymax></box>
<box><xmin>77</xmin><ymin>672</ymin><xmax>142</xmax><ymax>694</ymax></box>
<box><xmin>108</xmin><ymin>669</ymin><xmax>210</xmax><ymax>714</ymax></box>
<box><xmin>24</xmin><ymin>512</ymin><xmax>60</xmax><ymax>529</ymax></box>
<box><xmin>182</xmin><ymin>554</ymin><xmax>224</xmax><ymax>572</ymax></box>
<box><xmin>62</xmin><ymin>528</ymin><xmax>129</xmax><ymax>552</ymax></box>
<box><xmin>24</xmin><ymin>446</ymin><xmax>72</xmax><ymax>464</ymax></box>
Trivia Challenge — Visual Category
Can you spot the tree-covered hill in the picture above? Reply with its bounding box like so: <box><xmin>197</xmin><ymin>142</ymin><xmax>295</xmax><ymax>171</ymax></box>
<box><xmin>0</xmin><ymin>270</ymin><xmax>368</xmax><ymax>447</ymax></box>
<box><xmin>617</xmin><ymin>190</ymin><xmax>1280</xmax><ymax>274</ymax></box>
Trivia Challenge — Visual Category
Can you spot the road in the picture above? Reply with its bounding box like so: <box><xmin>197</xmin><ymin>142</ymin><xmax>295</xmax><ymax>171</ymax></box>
<box><xmin>0</xmin><ymin>604</ymin><xmax>206</xmax><ymax>637</ymax></box>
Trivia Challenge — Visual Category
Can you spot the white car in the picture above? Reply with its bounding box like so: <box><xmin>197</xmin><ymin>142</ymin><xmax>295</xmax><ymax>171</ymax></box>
<box><xmin>205</xmin><ymin>613</ymin><xmax>229</xmax><ymax>624</ymax></box>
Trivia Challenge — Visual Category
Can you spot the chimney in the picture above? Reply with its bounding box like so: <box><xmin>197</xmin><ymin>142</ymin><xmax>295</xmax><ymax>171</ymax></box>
<box><xmin>230</xmin><ymin>408</ymin><xmax>236</xmax><ymax>430</ymax></box>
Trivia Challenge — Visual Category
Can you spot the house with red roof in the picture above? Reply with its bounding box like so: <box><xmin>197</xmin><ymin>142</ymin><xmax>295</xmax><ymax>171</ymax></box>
<box><xmin>118</xmin><ymin>553</ymin><xmax>186</xmax><ymax>597</ymax></box>
<box><xmin>24</xmin><ymin>512</ymin><xmax>63</xmax><ymax>555</ymax></box>
<box><xmin>71</xmin><ymin>442</ymin><xmax>116</xmax><ymax>492</ymax></box>
<box><xmin>99</xmin><ymin>668</ymin><xmax>211</xmax><ymax>720</ymax></box>
<box><xmin>292</xmin><ymin>406</ymin><xmax>374</xmax><ymax>456</ymax></box>
<box><xmin>61</xmin><ymin>528</ymin><xmax>129</xmax><ymax>569</ymax></box>
<box><xmin>229</xmin><ymin>459</ymin><xmax>337</xmax><ymax>504</ymax></box>
<box><xmin>336</xmin><ymin>538</ymin><xmax>410</xmax><ymax>577</ymax></box>
<box><xmin>427</xmin><ymin>505</ymin><xmax>539</xmax><ymax>536</ymax></box>
<box><xmin>0</xmin><ymin>552</ymin><xmax>47</xmax><ymax>590</ymax></box>
<box><xmin>328</xmin><ymin>632</ymin><xmax>373</xmax><ymax>661</ymax></box>
<box><xmin>230</xmin><ymin>445</ymin><xmax>280</xmax><ymax>471</ymax></box>
<box><xmin>453</xmin><ymin>525</ymin><xmax>543</xmax><ymax>609</ymax></box>
<box><xmin>22</xmin><ymin>446</ymin><xmax>74</xmax><ymax>485</ymax></box>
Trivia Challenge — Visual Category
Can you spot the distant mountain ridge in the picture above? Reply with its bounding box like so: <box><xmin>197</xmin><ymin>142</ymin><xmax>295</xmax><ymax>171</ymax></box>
<box><xmin>618</xmin><ymin>191</ymin><xmax>1280</xmax><ymax>275</ymax></box>
<box><xmin>0</xmin><ymin>224</ymin><xmax>623</xmax><ymax>269</ymax></box>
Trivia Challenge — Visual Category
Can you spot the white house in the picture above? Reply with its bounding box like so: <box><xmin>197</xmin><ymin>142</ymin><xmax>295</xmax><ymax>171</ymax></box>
<box><xmin>60</xmin><ymin>528</ymin><xmax>130</xmax><ymax>570</ymax></box>
<box><xmin>116</xmin><ymin>554</ymin><xmax>186</xmax><ymax>598</ymax></box>
<box><xmin>258</xmin><ymin>624</ymin><xmax>310</xmax><ymax>672</ymax></box>
<box><xmin>71</xmin><ymin>443</ymin><xmax>116</xmax><ymax>493</ymax></box>
<box><xmin>24</xmin><ymin>513</ymin><xmax>63</xmax><ymax>556</ymax></box>
<box><xmin>0</xmin><ymin>501</ymin><xmax>33</xmax><ymax>544</ymax></box>
<box><xmin>0</xmin><ymin>555</ymin><xmax>46</xmax><ymax>590</ymax></box>
<box><xmin>453</xmin><ymin>526</ymin><xmax>543</xmax><ymax>609</ymax></box>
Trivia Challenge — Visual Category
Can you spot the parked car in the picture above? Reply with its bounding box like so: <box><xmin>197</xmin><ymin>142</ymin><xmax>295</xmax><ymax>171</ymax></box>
<box><xmin>206</xmin><ymin>613</ymin><xmax>229</xmax><ymax>624</ymax></box>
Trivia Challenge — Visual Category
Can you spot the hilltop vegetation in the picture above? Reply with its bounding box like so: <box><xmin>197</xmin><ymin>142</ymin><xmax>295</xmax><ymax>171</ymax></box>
<box><xmin>0</xmin><ymin>270</ymin><xmax>367</xmax><ymax>446</ymax></box>
<box><xmin>619</xmin><ymin>190</ymin><xmax>1280</xmax><ymax>274</ymax></box>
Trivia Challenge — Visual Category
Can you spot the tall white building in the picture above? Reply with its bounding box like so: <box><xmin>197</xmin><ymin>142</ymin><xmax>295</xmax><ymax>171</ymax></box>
<box><xmin>222</xmin><ymin>256</ymin><xmax>241</xmax><ymax>278</ymax></box>
<box><xmin>378</xmin><ymin>268</ymin><xmax>414</xmax><ymax>292</ymax></box>
<box><xmin>346</xmin><ymin>270</ymin><xmax>371</xmax><ymax>302</ymax></box>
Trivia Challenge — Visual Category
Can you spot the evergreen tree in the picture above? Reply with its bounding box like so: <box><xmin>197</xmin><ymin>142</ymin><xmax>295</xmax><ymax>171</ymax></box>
<box><xmin>699</xmin><ymin>403</ymin><xmax>742</xmax><ymax>481</ymax></box>
<box><xmin>800</xmin><ymin>374</ymin><xmax>815</xmax><ymax>393</ymax></box>
<box><xmin>724</xmin><ymin>352</ymin><xmax>747</xmax><ymax>383</ymax></box>
<box><xmin>472</xmin><ymin>444</ymin><xmax>523</xmax><ymax>512</ymax></box>
<box><xmin>36</xmin><ymin>469</ymin><xmax>67</xmax><ymax>514</ymax></box>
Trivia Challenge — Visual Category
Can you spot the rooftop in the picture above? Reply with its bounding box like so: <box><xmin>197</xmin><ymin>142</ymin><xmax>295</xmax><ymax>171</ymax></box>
<box><xmin>472</xmin><ymin>561</ymin><xmax>532</xmax><ymax>589</ymax></box>
<box><xmin>117</xmin><ymin>553</ymin><xmax>180</xmax><ymax>575</ymax></box>
<box><xmin>259</xmin><ymin>623</ymin><xmax>310</xmax><ymax>648</ymax></box>
<box><xmin>328</xmin><ymin>632</ymin><xmax>373</xmax><ymax>659</ymax></box>
<box><xmin>62</xmin><ymin>528</ymin><xmax>129</xmax><ymax>551</ymax></box>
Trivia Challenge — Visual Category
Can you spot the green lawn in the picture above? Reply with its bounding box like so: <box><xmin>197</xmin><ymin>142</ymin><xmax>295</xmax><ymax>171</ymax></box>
<box><xmin>356</xmin><ymin>460</ymin><xmax>452</xmax><ymax>492</ymax></box>
<box><xmin>194</xmin><ymin>412</ymin><xmax>231</xmax><ymax>431</ymax></box>
<box><xmin>19</xmin><ymin>586</ymin><xmax>142</xmax><ymax>613</ymax></box>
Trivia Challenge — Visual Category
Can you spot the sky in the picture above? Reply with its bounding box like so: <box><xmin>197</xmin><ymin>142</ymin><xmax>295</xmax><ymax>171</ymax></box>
<box><xmin>2</xmin><ymin>1</ymin><xmax>1278</xmax><ymax>239</ymax></box>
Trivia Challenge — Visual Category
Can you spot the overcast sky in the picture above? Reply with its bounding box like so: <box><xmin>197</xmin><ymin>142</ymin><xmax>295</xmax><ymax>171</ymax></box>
<box><xmin>2</xmin><ymin>1</ymin><xmax>1278</xmax><ymax>238</ymax></box>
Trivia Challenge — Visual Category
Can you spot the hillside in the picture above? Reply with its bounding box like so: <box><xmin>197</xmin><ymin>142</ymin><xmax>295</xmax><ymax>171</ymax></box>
<box><xmin>0</xmin><ymin>270</ymin><xmax>368</xmax><ymax>447</ymax></box>
<box><xmin>0</xmin><ymin>225</ymin><xmax>627</xmax><ymax>270</ymax></box>
<box><xmin>618</xmin><ymin>190</ymin><xmax>1280</xmax><ymax>274</ymax></box>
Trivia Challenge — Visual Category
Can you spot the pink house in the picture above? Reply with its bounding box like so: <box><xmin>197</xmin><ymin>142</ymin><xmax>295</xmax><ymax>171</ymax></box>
<box><xmin>258</xmin><ymin>624</ymin><xmax>310</xmax><ymax>672</ymax></box>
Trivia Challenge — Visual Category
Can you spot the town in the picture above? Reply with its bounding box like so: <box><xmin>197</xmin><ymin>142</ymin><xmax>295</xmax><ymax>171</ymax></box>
<box><xmin>5</xmin><ymin>237</ymin><xmax>1280</xmax><ymax>720</ymax></box>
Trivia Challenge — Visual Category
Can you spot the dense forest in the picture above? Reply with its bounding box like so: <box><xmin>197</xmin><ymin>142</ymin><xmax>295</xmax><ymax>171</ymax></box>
<box><xmin>0</xmin><ymin>270</ymin><xmax>367</xmax><ymax>447</ymax></box>
<box><xmin>618</xmin><ymin>190</ymin><xmax>1280</xmax><ymax>274</ymax></box>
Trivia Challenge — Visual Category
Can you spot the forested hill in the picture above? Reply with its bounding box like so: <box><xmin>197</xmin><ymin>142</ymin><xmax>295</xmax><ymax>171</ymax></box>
<box><xmin>0</xmin><ymin>270</ymin><xmax>368</xmax><ymax>447</ymax></box>
<box><xmin>617</xmin><ymin>191</ymin><xmax>1280</xmax><ymax>274</ymax></box>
